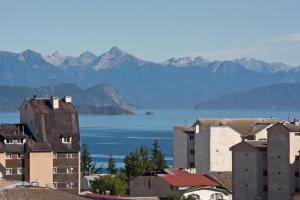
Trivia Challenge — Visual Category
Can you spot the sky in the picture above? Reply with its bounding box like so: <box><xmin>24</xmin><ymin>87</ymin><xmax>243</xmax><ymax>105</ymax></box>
<box><xmin>0</xmin><ymin>0</ymin><xmax>300</xmax><ymax>65</ymax></box>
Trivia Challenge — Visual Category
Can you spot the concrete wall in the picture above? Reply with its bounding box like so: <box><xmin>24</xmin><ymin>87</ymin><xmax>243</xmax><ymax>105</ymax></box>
<box><xmin>195</xmin><ymin>128</ymin><xmax>210</xmax><ymax>174</ymax></box>
<box><xmin>173</xmin><ymin>128</ymin><xmax>188</xmax><ymax>168</ymax></box>
<box><xmin>29</xmin><ymin>152</ymin><xmax>53</xmax><ymax>187</ymax></box>
<box><xmin>232</xmin><ymin>144</ymin><xmax>266</xmax><ymax>200</ymax></box>
<box><xmin>210</xmin><ymin>127</ymin><xmax>241</xmax><ymax>172</ymax></box>
<box><xmin>267</xmin><ymin>124</ymin><xmax>291</xmax><ymax>200</ymax></box>
<box><xmin>130</xmin><ymin>176</ymin><xmax>176</xmax><ymax>198</ymax></box>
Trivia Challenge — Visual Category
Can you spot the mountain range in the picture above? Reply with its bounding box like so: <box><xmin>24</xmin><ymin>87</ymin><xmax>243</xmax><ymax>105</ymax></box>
<box><xmin>0</xmin><ymin>47</ymin><xmax>299</xmax><ymax>108</ymax></box>
<box><xmin>195</xmin><ymin>83</ymin><xmax>300</xmax><ymax>111</ymax></box>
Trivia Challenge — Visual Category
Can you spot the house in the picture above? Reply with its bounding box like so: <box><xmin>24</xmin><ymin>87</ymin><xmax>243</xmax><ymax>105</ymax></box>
<box><xmin>173</xmin><ymin>118</ymin><xmax>278</xmax><ymax>174</ymax></box>
<box><xmin>230</xmin><ymin>120</ymin><xmax>300</xmax><ymax>200</ymax></box>
<box><xmin>129</xmin><ymin>168</ymin><xmax>232</xmax><ymax>199</ymax></box>
<box><xmin>0</xmin><ymin>96</ymin><xmax>81</xmax><ymax>193</ymax></box>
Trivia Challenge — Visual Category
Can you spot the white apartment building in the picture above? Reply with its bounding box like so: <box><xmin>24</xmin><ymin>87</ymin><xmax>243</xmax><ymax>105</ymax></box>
<box><xmin>173</xmin><ymin>118</ymin><xmax>278</xmax><ymax>174</ymax></box>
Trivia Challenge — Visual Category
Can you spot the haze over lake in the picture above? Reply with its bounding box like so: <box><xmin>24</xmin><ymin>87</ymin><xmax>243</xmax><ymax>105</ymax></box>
<box><xmin>1</xmin><ymin>109</ymin><xmax>298</xmax><ymax>168</ymax></box>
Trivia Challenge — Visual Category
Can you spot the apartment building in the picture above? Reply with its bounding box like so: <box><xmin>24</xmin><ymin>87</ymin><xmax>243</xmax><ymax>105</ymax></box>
<box><xmin>231</xmin><ymin>121</ymin><xmax>300</xmax><ymax>200</ymax></box>
<box><xmin>0</xmin><ymin>96</ymin><xmax>80</xmax><ymax>193</ymax></box>
<box><xmin>173</xmin><ymin>118</ymin><xmax>278</xmax><ymax>174</ymax></box>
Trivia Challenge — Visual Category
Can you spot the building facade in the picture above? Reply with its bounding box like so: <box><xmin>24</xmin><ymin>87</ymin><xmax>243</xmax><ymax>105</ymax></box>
<box><xmin>0</xmin><ymin>96</ymin><xmax>80</xmax><ymax>193</ymax></box>
<box><xmin>231</xmin><ymin>121</ymin><xmax>300</xmax><ymax>200</ymax></box>
<box><xmin>173</xmin><ymin>118</ymin><xmax>278</xmax><ymax>174</ymax></box>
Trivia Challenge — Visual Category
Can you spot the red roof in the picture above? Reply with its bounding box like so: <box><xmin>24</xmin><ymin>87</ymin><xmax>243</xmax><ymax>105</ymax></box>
<box><xmin>158</xmin><ymin>169</ymin><xmax>220</xmax><ymax>187</ymax></box>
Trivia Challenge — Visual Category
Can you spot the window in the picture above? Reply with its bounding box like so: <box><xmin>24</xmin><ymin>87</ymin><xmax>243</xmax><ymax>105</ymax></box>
<box><xmin>66</xmin><ymin>167</ymin><xmax>74</xmax><ymax>174</ymax></box>
<box><xmin>189</xmin><ymin>135</ymin><xmax>194</xmax><ymax>140</ymax></box>
<box><xmin>6</xmin><ymin>168</ymin><xmax>12</xmax><ymax>175</ymax></box>
<box><xmin>188</xmin><ymin>194</ymin><xmax>200</xmax><ymax>200</ymax></box>
<box><xmin>16</xmin><ymin>139</ymin><xmax>23</xmax><ymax>144</ymax></box>
<box><xmin>190</xmin><ymin>149</ymin><xmax>195</xmax><ymax>155</ymax></box>
<box><xmin>245</xmin><ymin>153</ymin><xmax>248</xmax><ymax>156</ymax></box>
<box><xmin>245</xmin><ymin>168</ymin><xmax>248</xmax><ymax>171</ymax></box>
<box><xmin>70</xmin><ymin>182</ymin><xmax>74</xmax><ymax>189</ymax></box>
<box><xmin>53</xmin><ymin>152</ymin><xmax>57</xmax><ymax>159</ymax></box>
<box><xmin>278</xmin><ymin>171</ymin><xmax>281</xmax><ymax>175</ymax></box>
<box><xmin>296</xmin><ymin>188</ymin><xmax>300</xmax><ymax>192</ymax></box>
<box><xmin>263</xmin><ymin>170</ymin><xmax>268</xmax><ymax>176</ymax></box>
<box><xmin>62</xmin><ymin>137</ymin><xmax>72</xmax><ymax>143</ymax></box>
<box><xmin>17</xmin><ymin>168</ymin><xmax>23</xmax><ymax>175</ymax></box>
<box><xmin>53</xmin><ymin>182</ymin><xmax>57</xmax><ymax>189</ymax></box>
<box><xmin>296</xmin><ymin>171</ymin><xmax>300</xmax><ymax>177</ymax></box>
<box><xmin>53</xmin><ymin>167</ymin><xmax>57</xmax><ymax>174</ymax></box>
<box><xmin>5</xmin><ymin>139</ymin><xmax>13</xmax><ymax>144</ymax></box>
<box><xmin>245</xmin><ymin>184</ymin><xmax>248</xmax><ymax>187</ymax></box>
<box><xmin>66</xmin><ymin>153</ymin><xmax>73</xmax><ymax>158</ymax></box>
<box><xmin>17</xmin><ymin>153</ymin><xmax>23</xmax><ymax>159</ymax></box>
<box><xmin>189</xmin><ymin>162</ymin><xmax>195</xmax><ymax>168</ymax></box>
<box><xmin>295</xmin><ymin>133</ymin><xmax>300</xmax><ymax>136</ymax></box>
<box><xmin>278</xmin><ymin>155</ymin><xmax>281</xmax><ymax>159</ymax></box>
<box><xmin>263</xmin><ymin>185</ymin><xmax>268</xmax><ymax>192</ymax></box>
<box><xmin>5</xmin><ymin>153</ymin><xmax>12</xmax><ymax>159</ymax></box>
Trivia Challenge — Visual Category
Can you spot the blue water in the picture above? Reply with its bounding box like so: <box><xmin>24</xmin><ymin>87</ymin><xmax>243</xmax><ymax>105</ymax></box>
<box><xmin>0</xmin><ymin>109</ymin><xmax>299</xmax><ymax>169</ymax></box>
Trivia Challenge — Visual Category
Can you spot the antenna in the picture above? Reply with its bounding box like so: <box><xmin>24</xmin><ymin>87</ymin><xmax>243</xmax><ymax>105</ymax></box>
<box><xmin>50</xmin><ymin>73</ymin><xmax>56</xmax><ymax>96</ymax></box>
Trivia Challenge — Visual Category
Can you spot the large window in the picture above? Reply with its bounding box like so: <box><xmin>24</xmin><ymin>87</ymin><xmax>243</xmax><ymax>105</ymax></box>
<box><xmin>17</xmin><ymin>153</ymin><xmax>24</xmax><ymax>159</ymax></box>
<box><xmin>53</xmin><ymin>167</ymin><xmax>57</xmax><ymax>174</ymax></box>
<box><xmin>5</xmin><ymin>139</ymin><xmax>13</xmax><ymax>144</ymax></box>
<box><xmin>16</xmin><ymin>139</ymin><xmax>24</xmax><ymax>144</ymax></box>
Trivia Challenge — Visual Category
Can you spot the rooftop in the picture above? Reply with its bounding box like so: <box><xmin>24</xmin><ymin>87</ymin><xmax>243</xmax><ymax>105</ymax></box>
<box><xmin>192</xmin><ymin>118</ymin><xmax>280</xmax><ymax>135</ymax></box>
<box><xmin>158</xmin><ymin>169</ymin><xmax>220</xmax><ymax>187</ymax></box>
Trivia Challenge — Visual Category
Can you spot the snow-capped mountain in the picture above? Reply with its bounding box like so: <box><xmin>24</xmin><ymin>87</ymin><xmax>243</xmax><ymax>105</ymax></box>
<box><xmin>162</xmin><ymin>56</ymin><xmax>209</xmax><ymax>67</ymax></box>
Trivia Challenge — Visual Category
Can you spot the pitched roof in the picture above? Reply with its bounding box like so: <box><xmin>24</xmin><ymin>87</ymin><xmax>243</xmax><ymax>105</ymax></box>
<box><xmin>193</xmin><ymin>118</ymin><xmax>279</xmax><ymax>135</ymax></box>
<box><xmin>281</xmin><ymin>123</ymin><xmax>300</xmax><ymax>132</ymax></box>
<box><xmin>158</xmin><ymin>169</ymin><xmax>220</xmax><ymax>187</ymax></box>
<box><xmin>0</xmin><ymin>187</ymin><xmax>88</xmax><ymax>200</ymax></box>
<box><xmin>208</xmin><ymin>171</ymin><xmax>232</xmax><ymax>192</ymax></box>
<box><xmin>0</xmin><ymin>187</ymin><xmax>86</xmax><ymax>200</ymax></box>
<box><xmin>0</xmin><ymin>124</ymin><xmax>32</xmax><ymax>139</ymax></box>
<box><xmin>25</xmin><ymin>98</ymin><xmax>77</xmax><ymax>114</ymax></box>
<box><xmin>26</xmin><ymin>140</ymin><xmax>53</xmax><ymax>152</ymax></box>
<box><xmin>230</xmin><ymin>140</ymin><xmax>267</xmax><ymax>152</ymax></box>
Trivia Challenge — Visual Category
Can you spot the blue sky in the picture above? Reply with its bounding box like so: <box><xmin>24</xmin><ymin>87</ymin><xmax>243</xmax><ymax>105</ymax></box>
<box><xmin>0</xmin><ymin>0</ymin><xmax>300</xmax><ymax>65</ymax></box>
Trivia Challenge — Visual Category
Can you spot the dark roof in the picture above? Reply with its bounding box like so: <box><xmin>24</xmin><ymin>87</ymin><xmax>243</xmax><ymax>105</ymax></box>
<box><xmin>208</xmin><ymin>172</ymin><xmax>232</xmax><ymax>192</ymax></box>
<box><xmin>158</xmin><ymin>169</ymin><xmax>220</xmax><ymax>187</ymax></box>
<box><xmin>0</xmin><ymin>124</ymin><xmax>32</xmax><ymax>139</ymax></box>
<box><xmin>281</xmin><ymin>123</ymin><xmax>300</xmax><ymax>132</ymax></box>
<box><xmin>246</xmin><ymin>140</ymin><xmax>267</xmax><ymax>149</ymax></box>
<box><xmin>26</xmin><ymin>98</ymin><xmax>77</xmax><ymax>114</ymax></box>
<box><xmin>5</xmin><ymin>144</ymin><xmax>25</xmax><ymax>153</ymax></box>
<box><xmin>193</xmin><ymin>118</ymin><xmax>279</xmax><ymax>135</ymax></box>
<box><xmin>0</xmin><ymin>187</ymin><xmax>88</xmax><ymax>200</ymax></box>
<box><xmin>27</xmin><ymin>140</ymin><xmax>52</xmax><ymax>152</ymax></box>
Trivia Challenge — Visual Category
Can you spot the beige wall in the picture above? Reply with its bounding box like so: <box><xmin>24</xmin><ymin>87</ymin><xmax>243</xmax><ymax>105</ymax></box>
<box><xmin>29</xmin><ymin>152</ymin><xmax>53</xmax><ymax>187</ymax></box>
<box><xmin>0</xmin><ymin>153</ymin><xmax>5</xmax><ymax>178</ymax></box>
<box><xmin>209</xmin><ymin>127</ymin><xmax>241</xmax><ymax>172</ymax></box>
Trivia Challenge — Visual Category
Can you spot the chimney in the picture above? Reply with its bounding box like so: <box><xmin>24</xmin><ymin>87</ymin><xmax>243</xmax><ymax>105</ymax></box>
<box><xmin>51</xmin><ymin>96</ymin><xmax>59</xmax><ymax>109</ymax></box>
<box><xmin>64</xmin><ymin>96</ymin><xmax>72</xmax><ymax>103</ymax></box>
<box><xmin>195</xmin><ymin>124</ymin><xmax>200</xmax><ymax>134</ymax></box>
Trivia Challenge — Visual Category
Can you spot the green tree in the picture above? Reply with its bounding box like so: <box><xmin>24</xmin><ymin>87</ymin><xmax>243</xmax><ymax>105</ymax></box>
<box><xmin>81</xmin><ymin>144</ymin><xmax>96</xmax><ymax>175</ymax></box>
<box><xmin>124</xmin><ymin>149</ymin><xmax>144</xmax><ymax>181</ymax></box>
<box><xmin>91</xmin><ymin>173</ymin><xmax>128</xmax><ymax>196</ymax></box>
<box><xmin>151</xmin><ymin>140</ymin><xmax>168</xmax><ymax>171</ymax></box>
<box><xmin>107</xmin><ymin>154</ymin><xmax>117</xmax><ymax>174</ymax></box>
<box><xmin>139</xmin><ymin>145</ymin><xmax>153</xmax><ymax>172</ymax></box>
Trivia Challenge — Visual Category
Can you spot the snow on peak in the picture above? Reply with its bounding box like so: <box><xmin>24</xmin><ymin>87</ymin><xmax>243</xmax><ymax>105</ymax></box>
<box><xmin>162</xmin><ymin>56</ymin><xmax>209</xmax><ymax>67</ymax></box>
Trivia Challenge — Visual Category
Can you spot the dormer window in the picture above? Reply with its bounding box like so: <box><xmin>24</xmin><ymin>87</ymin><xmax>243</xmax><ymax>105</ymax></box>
<box><xmin>61</xmin><ymin>137</ymin><xmax>72</xmax><ymax>144</ymax></box>
<box><xmin>5</xmin><ymin>139</ymin><xmax>13</xmax><ymax>144</ymax></box>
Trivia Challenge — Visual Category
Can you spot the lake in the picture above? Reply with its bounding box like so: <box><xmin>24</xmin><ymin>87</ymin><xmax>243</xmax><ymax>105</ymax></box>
<box><xmin>0</xmin><ymin>109</ymin><xmax>298</xmax><ymax>169</ymax></box>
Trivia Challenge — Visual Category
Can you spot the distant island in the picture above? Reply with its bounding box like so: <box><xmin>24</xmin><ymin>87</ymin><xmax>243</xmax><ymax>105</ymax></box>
<box><xmin>145</xmin><ymin>111</ymin><xmax>155</xmax><ymax>115</ymax></box>
<box><xmin>0</xmin><ymin>83</ymin><xmax>135</xmax><ymax>115</ymax></box>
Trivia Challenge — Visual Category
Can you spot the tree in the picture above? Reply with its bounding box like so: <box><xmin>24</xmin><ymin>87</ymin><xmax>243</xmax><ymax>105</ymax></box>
<box><xmin>107</xmin><ymin>154</ymin><xmax>117</xmax><ymax>174</ymax></box>
<box><xmin>151</xmin><ymin>140</ymin><xmax>168</xmax><ymax>171</ymax></box>
<box><xmin>124</xmin><ymin>149</ymin><xmax>144</xmax><ymax>181</ymax></box>
<box><xmin>81</xmin><ymin>144</ymin><xmax>96</xmax><ymax>175</ymax></box>
<box><xmin>91</xmin><ymin>173</ymin><xmax>128</xmax><ymax>196</ymax></box>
